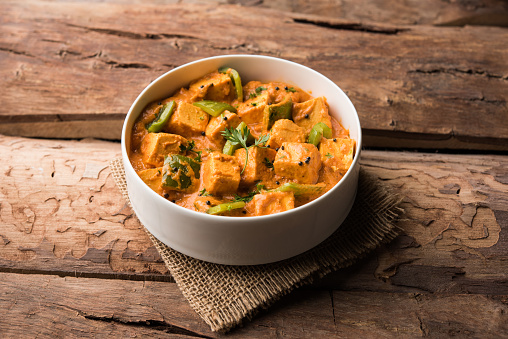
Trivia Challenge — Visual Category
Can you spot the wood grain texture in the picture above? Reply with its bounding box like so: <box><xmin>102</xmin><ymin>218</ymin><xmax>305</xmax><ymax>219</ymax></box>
<box><xmin>0</xmin><ymin>135</ymin><xmax>170</xmax><ymax>280</ymax></box>
<box><xmin>39</xmin><ymin>0</ymin><xmax>508</xmax><ymax>27</ymax></box>
<box><xmin>257</xmin><ymin>0</ymin><xmax>508</xmax><ymax>27</ymax></box>
<box><xmin>0</xmin><ymin>135</ymin><xmax>506</xmax><ymax>295</ymax></box>
<box><xmin>1</xmin><ymin>272</ymin><xmax>507</xmax><ymax>338</ymax></box>
<box><xmin>321</xmin><ymin>150</ymin><xmax>508</xmax><ymax>295</ymax></box>
<box><xmin>1</xmin><ymin>1</ymin><xmax>507</xmax><ymax>149</ymax></box>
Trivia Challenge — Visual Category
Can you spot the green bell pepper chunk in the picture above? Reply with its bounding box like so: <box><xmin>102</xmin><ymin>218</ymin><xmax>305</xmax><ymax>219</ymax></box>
<box><xmin>206</xmin><ymin>201</ymin><xmax>246</xmax><ymax>215</ymax></box>
<box><xmin>307</xmin><ymin>122</ymin><xmax>332</xmax><ymax>147</ymax></box>
<box><xmin>271</xmin><ymin>182</ymin><xmax>326</xmax><ymax>196</ymax></box>
<box><xmin>222</xmin><ymin>122</ymin><xmax>255</xmax><ymax>155</ymax></box>
<box><xmin>219</xmin><ymin>67</ymin><xmax>243</xmax><ymax>102</ymax></box>
<box><xmin>193</xmin><ymin>100</ymin><xmax>237</xmax><ymax>117</ymax></box>
<box><xmin>264</xmin><ymin>96</ymin><xmax>292</xmax><ymax>130</ymax></box>
<box><xmin>146</xmin><ymin>101</ymin><xmax>175</xmax><ymax>133</ymax></box>
<box><xmin>222</xmin><ymin>139</ymin><xmax>239</xmax><ymax>156</ymax></box>
<box><xmin>162</xmin><ymin>155</ymin><xmax>200</xmax><ymax>190</ymax></box>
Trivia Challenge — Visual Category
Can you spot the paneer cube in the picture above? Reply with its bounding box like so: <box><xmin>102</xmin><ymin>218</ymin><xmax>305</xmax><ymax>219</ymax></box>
<box><xmin>189</xmin><ymin>71</ymin><xmax>234</xmax><ymax>102</ymax></box>
<box><xmin>164</xmin><ymin>87</ymin><xmax>200</xmax><ymax>105</ymax></box>
<box><xmin>137</xmin><ymin>167</ymin><xmax>163</xmax><ymax>194</ymax></box>
<box><xmin>236</xmin><ymin>92</ymin><xmax>269</xmax><ymax>136</ymax></box>
<box><xmin>205</xmin><ymin>111</ymin><xmax>241</xmax><ymax>147</ymax></box>
<box><xmin>267</xmin><ymin>119</ymin><xmax>306</xmax><ymax>149</ymax></box>
<box><xmin>234</xmin><ymin>146</ymin><xmax>276</xmax><ymax>187</ymax></box>
<box><xmin>265</xmin><ymin>82</ymin><xmax>311</xmax><ymax>104</ymax></box>
<box><xmin>140</xmin><ymin>133</ymin><xmax>189</xmax><ymax>167</ymax></box>
<box><xmin>247</xmin><ymin>191</ymin><xmax>295</xmax><ymax>216</ymax></box>
<box><xmin>202</xmin><ymin>152</ymin><xmax>241</xmax><ymax>195</ymax></box>
<box><xmin>319</xmin><ymin>137</ymin><xmax>356</xmax><ymax>175</ymax></box>
<box><xmin>292</xmin><ymin>97</ymin><xmax>332</xmax><ymax>135</ymax></box>
<box><xmin>273</xmin><ymin>142</ymin><xmax>321</xmax><ymax>184</ymax></box>
<box><xmin>164</xmin><ymin>102</ymin><xmax>209</xmax><ymax>137</ymax></box>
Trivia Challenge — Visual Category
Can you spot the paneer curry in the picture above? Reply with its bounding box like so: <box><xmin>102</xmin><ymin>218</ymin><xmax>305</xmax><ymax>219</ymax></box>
<box><xmin>129</xmin><ymin>67</ymin><xmax>355</xmax><ymax>217</ymax></box>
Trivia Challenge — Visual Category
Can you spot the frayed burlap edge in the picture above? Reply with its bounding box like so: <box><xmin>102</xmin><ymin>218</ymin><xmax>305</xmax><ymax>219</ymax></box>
<box><xmin>109</xmin><ymin>157</ymin><xmax>403</xmax><ymax>333</ymax></box>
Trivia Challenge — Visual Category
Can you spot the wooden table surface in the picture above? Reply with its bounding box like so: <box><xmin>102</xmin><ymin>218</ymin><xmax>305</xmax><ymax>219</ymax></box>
<box><xmin>1</xmin><ymin>0</ymin><xmax>507</xmax><ymax>337</ymax></box>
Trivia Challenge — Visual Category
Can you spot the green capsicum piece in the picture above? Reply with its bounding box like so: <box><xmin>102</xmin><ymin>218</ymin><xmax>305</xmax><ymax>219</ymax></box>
<box><xmin>146</xmin><ymin>101</ymin><xmax>176</xmax><ymax>133</ymax></box>
<box><xmin>219</xmin><ymin>67</ymin><xmax>243</xmax><ymax>102</ymax></box>
<box><xmin>222</xmin><ymin>122</ymin><xmax>256</xmax><ymax>155</ymax></box>
<box><xmin>193</xmin><ymin>100</ymin><xmax>237</xmax><ymax>117</ymax></box>
<box><xmin>271</xmin><ymin>182</ymin><xmax>326</xmax><ymax>196</ymax></box>
<box><xmin>162</xmin><ymin>154</ymin><xmax>200</xmax><ymax>191</ymax></box>
<box><xmin>206</xmin><ymin>201</ymin><xmax>246</xmax><ymax>215</ymax></box>
<box><xmin>307</xmin><ymin>122</ymin><xmax>332</xmax><ymax>147</ymax></box>
<box><xmin>222</xmin><ymin>139</ymin><xmax>239</xmax><ymax>156</ymax></box>
<box><xmin>263</xmin><ymin>95</ymin><xmax>292</xmax><ymax>130</ymax></box>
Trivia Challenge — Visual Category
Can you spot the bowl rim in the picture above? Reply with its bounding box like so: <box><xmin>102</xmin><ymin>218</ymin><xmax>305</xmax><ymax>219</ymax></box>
<box><xmin>121</xmin><ymin>54</ymin><xmax>362</xmax><ymax>222</ymax></box>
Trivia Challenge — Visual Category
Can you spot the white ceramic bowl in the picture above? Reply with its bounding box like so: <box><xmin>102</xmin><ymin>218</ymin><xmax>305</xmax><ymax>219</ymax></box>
<box><xmin>121</xmin><ymin>55</ymin><xmax>362</xmax><ymax>265</ymax></box>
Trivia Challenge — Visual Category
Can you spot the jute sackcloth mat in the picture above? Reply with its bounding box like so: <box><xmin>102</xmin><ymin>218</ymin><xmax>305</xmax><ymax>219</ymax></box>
<box><xmin>110</xmin><ymin>157</ymin><xmax>403</xmax><ymax>333</ymax></box>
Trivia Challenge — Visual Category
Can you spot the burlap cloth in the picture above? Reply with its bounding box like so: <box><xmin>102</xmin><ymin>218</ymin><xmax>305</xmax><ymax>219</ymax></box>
<box><xmin>110</xmin><ymin>157</ymin><xmax>403</xmax><ymax>333</ymax></box>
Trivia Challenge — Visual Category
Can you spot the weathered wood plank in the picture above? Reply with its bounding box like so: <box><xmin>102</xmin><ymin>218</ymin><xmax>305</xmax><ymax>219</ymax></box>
<box><xmin>0</xmin><ymin>273</ymin><xmax>209</xmax><ymax>337</ymax></box>
<box><xmin>353</xmin><ymin>150</ymin><xmax>508</xmax><ymax>295</ymax></box>
<box><xmin>0</xmin><ymin>135</ymin><xmax>170</xmax><ymax>280</ymax></box>
<box><xmin>42</xmin><ymin>0</ymin><xmax>508</xmax><ymax>27</ymax></box>
<box><xmin>257</xmin><ymin>0</ymin><xmax>508</xmax><ymax>27</ymax></box>
<box><xmin>1</xmin><ymin>135</ymin><xmax>507</xmax><ymax>295</ymax></box>
<box><xmin>1</xmin><ymin>1</ymin><xmax>507</xmax><ymax>149</ymax></box>
<box><xmin>1</xmin><ymin>272</ymin><xmax>507</xmax><ymax>337</ymax></box>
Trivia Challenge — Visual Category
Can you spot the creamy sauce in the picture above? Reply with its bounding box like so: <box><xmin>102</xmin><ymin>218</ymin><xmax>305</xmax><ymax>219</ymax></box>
<box><xmin>129</xmin><ymin>70</ymin><xmax>355</xmax><ymax>216</ymax></box>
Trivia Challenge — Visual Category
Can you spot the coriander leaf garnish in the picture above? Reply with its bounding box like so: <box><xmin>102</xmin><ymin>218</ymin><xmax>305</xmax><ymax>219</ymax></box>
<box><xmin>221</xmin><ymin>125</ymin><xmax>270</xmax><ymax>174</ymax></box>
<box><xmin>199</xmin><ymin>188</ymin><xmax>212</xmax><ymax>197</ymax></box>
<box><xmin>249</xmin><ymin>86</ymin><xmax>267</xmax><ymax>99</ymax></box>
<box><xmin>179</xmin><ymin>140</ymin><xmax>195</xmax><ymax>153</ymax></box>
<box><xmin>179</xmin><ymin>140</ymin><xmax>202</xmax><ymax>162</ymax></box>
<box><xmin>232</xmin><ymin>183</ymin><xmax>265</xmax><ymax>203</ymax></box>
<box><xmin>194</xmin><ymin>150</ymin><xmax>202</xmax><ymax>162</ymax></box>
<box><xmin>255</xmin><ymin>134</ymin><xmax>270</xmax><ymax>147</ymax></box>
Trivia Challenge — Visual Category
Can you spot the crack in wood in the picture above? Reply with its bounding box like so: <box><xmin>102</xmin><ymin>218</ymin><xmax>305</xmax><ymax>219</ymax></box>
<box><xmin>63</xmin><ymin>22</ymin><xmax>201</xmax><ymax>42</ymax></box>
<box><xmin>416</xmin><ymin>315</ymin><xmax>429</xmax><ymax>336</ymax></box>
<box><xmin>329</xmin><ymin>290</ymin><xmax>336</xmax><ymax>327</ymax></box>
<box><xmin>409</xmin><ymin>68</ymin><xmax>507</xmax><ymax>81</ymax></box>
<box><xmin>439</xmin><ymin>183</ymin><xmax>461</xmax><ymax>195</ymax></box>
<box><xmin>0</xmin><ymin>47</ymin><xmax>36</xmax><ymax>58</ymax></box>
<box><xmin>1</xmin><ymin>234</ymin><xmax>11</xmax><ymax>245</ymax></box>
<box><xmin>0</xmin><ymin>265</ymin><xmax>173</xmax><ymax>282</ymax></box>
<box><xmin>82</xmin><ymin>313</ymin><xmax>212</xmax><ymax>338</ymax></box>
<box><xmin>65</xmin><ymin>23</ymin><xmax>160</xmax><ymax>40</ymax></box>
<box><xmin>104</xmin><ymin>60</ymin><xmax>151</xmax><ymax>69</ymax></box>
<box><xmin>160</xmin><ymin>33</ymin><xmax>201</xmax><ymax>40</ymax></box>
<box><xmin>292</xmin><ymin>18</ymin><xmax>409</xmax><ymax>35</ymax></box>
